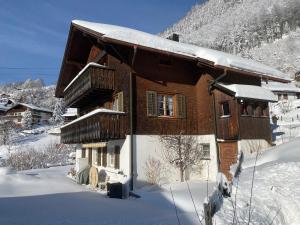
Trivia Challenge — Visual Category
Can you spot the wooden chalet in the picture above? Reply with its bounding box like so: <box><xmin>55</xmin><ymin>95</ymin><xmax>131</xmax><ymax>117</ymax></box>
<box><xmin>56</xmin><ymin>20</ymin><xmax>290</xmax><ymax>186</ymax></box>
<box><xmin>4</xmin><ymin>103</ymin><xmax>52</xmax><ymax>127</ymax></box>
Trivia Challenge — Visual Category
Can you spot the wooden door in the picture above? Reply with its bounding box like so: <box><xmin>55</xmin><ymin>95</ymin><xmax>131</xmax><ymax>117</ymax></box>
<box><xmin>219</xmin><ymin>142</ymin><xmax>238</xmax><ymax>180</ymax></box>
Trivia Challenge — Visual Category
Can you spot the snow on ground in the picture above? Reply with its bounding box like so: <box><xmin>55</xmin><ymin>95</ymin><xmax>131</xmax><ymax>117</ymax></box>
<box><xmin>0</xmin><ymin>125</ymin><xmax>60</xmax><ymax>160</ymax></box>
<box><xmin>216</xmin><ymin>137</ymin><xmax>300</xmax><ymax>225</ymax></box>
<box><xmin>0</xmin><ymin>165</ymin><xmax>214</xmax><ymax>225</ymax></box>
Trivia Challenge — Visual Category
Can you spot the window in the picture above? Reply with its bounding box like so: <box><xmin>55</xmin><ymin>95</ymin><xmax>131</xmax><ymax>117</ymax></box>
<box><xmin>157</xmin><ymin>95</ymin><xmax>174</xmax><ymax>116</ymax></box>
<box><xmin>221</xmin><ymin>102</ymin><xmax>230</xmax><ymax>116</ymax></box>
<box><xmin>102</xmin><ymin>147</ymin><xmax>107</xmax><ymax>167</ymax></box>
<box><xmin>109</xmin><ymin>152</ymin><xmax>115</xmax><ymax>168</ymax></box>
<box><xmin>114</xmin><ymin>146</ymin><xmax>120</xmax><ymax>169</ymax></box>
<box><xmin>112</xmin><ymin>92</ymin><xmax>124</xmax><ymax>112</ymax></box>
<box><xmin>146</xmin><ymin>91</ymin><xmax>186</xmax><ymax>118</ymax></box>
<box><xmin>82</xmin><ymin>148</ymin><xmax>86</xmax><ymax>158</ymax></box>
<box><xmin>278</xmin><ymin>94</ymin><xmax>282</xmax><ymax>101</ymax></box>
<box><xmin>201</xmin><ymin>144</ymin><xmax>210</xmax><ymax>159</ymax></box>
<box><xmin>97</xmin><ymin>148</ymin><xmax>102</xmax><ymax>166</ymax></box>
<box><xmin>283</xmin><ymin>94</ymin><xmax>288</xmax><ymax>100</ymax></box>
<box><xmin>297</xmin><ymin>93</ymin><xmax>300</xmax><ymax>99</ymax></box>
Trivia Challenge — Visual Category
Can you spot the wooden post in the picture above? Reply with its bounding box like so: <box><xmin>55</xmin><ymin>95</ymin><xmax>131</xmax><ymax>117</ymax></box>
<box><xmin>203</xmin><ymin>201</ymin><xmax>213</xmax><ymax>225</ymax></box>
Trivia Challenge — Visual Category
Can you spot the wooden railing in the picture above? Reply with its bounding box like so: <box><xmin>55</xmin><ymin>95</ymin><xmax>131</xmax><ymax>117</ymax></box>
<box><xmin>239</xmin><ymin>116</ymin><xmax>271</xmax><ymax>142</ymax></box>
<box><xmin>64</xmin><ymin>65</ymin><xmax>115</xmax><ymax>107</ymax></box>
<box><xmin>61</xmin><ymin>112</ymin><xmax>127</xmax><ymax>144</ymax></box>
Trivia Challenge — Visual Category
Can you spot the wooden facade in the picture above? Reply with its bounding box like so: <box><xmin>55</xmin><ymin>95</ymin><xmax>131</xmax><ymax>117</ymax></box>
<box><xmin>55</xmin><ymin>22</ymin><xmax>282</xmax><ymax>179</ymax></box>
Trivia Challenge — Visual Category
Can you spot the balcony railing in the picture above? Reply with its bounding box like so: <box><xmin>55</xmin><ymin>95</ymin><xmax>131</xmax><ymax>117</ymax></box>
<box><xmin>60</xmin><ymin>110</ymin><xmax>127</xmax><ymax>144</ymax></box>
<box><xmin>64</xmin><ymin>63</ymin><xmax>115</xmax><ymax>107</ymax></box>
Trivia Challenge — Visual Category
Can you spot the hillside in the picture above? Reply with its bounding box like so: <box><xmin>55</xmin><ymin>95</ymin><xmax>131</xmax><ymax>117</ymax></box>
<box><xmin>0</xmin><ymin>79</ymin><xmax>58</xmax><ymax>110</ymax></box>
<box><xmin>162</xmin><ymin>0</ymin><xmax>300</xmax><ymax>78</ymax></box>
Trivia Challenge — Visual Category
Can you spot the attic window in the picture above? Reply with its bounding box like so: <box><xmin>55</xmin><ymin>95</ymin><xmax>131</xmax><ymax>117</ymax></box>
<box><xmin>159</xmin><ymin>59</ymin><xmax>172</xmax><ymax>66</ymax></box>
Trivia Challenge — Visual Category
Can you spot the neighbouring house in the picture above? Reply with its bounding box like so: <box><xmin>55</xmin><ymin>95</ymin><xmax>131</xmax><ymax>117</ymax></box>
<box><xmin>62</xmin><ymin>108</ymin><xmax>78</xmax><ymax>124</ymax></box>
<box><xmin>55</xmin><ymin>20</ymin><xmax>290</xmax><ymax>186</ymax></box>
<box><xmin>4</xmin><ymin>103</ymin><xmax>52</xmax><ymax>127</ymax></box>
<box><xmin>295</xmin><ymin>70</ymin><xmax>300</xmax><ymax>81</ymax></box>
<box><xmin>262</xmin><ymin>81</ymin><xmax>300</xmax><ymax>101</ymax></box>
<box><xmin>0</xmin><ymin>104</ymin><xmax>10</xmax><ymax>116</ymax></box>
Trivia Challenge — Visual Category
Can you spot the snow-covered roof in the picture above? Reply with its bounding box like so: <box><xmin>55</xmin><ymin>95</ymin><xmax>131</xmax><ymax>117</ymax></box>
<box><xmin>11</xmin><ymin>103</ymin><xmax>53</xmax><ymax>113</ymax></box>
<box><xmin>72</xmin><ymin>20</ymin><xmax>290</xmax><ymax>82</ymax></box>
<box><xmin>62</xmin><ymin>108</ymin><xmax>78</xmax><ymax>117</ymax></box>
<box><xmin>0</xmin><ymin>104</ymin><xmax>10</xmax><ymax>111</ymax></box>
<box><xmin>262</xmin><ymin>81</ymin><xmax>300</xmax><ymax>93</ymax></box>
<box><xmin>217</xmin><ymin>83</ymin><xmax>277</xmax><ymax>102</ymax></box>
<box><xmin>61</xmin><ymin>108</ymin><xmax>124</xmax><ymax>129</ymax></box>
<box><xmin>64</xmin><ymin>62</ymin><xmax>108</xmax><ymax>92</ymax></box>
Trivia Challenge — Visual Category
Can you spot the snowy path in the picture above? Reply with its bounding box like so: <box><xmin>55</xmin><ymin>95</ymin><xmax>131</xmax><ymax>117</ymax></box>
<box><xmin>0</xmin><ymin>166</ymin><xmax>214</xmax><ymax>225</ymax></box>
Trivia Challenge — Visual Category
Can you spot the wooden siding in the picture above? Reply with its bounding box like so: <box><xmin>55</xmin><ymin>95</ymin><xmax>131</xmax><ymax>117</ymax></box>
<box><xmin>61</xmin><ymin>112</ymin><xmax>128</xmax><ymax>144</ymax></box>
<box><xmin>219</xmin><ymin>141</ymin><xmax>238</xmax><ymax>180</ymax></box>
<box><xmin>64</xmin><ymin>65</ymin><xmax>115</xmax><ymax>108</ymax></box>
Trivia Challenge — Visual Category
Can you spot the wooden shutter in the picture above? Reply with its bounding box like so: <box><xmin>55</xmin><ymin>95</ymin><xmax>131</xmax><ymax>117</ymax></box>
<box><xmin>175</xmin><ymin>94</ymin><xmax>186</xmax><ymax>118</ymax></box>
<box><xmin>114</xmin><ymin>146</ymin><xmax>120</xmax><ymax>169</ymax></box>
<box><xmin>146</xmin><ymin>91</ymin><xmax>157</xmax><ymax>116</ymax></box>
<box><xmin>117</xmin><ymin>92</ymin><xmax>124</xmax><ymax>112</ymax></box>
<box><xmin>102</xmin><ymin>147</ymin><xmax>107</xmax><ymax>167</ymax></box>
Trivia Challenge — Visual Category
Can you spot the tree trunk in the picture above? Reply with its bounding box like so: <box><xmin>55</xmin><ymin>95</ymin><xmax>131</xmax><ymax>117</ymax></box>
<box><xmin>180</xmin><ymin>162</ymin><xmax>184</xmax><ymax>182</ymax></box>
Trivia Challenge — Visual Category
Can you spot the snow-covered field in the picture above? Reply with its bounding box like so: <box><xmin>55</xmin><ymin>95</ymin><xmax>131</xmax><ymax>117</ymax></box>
<box><xmin>0</xmin><ymin>126</ymin><xmax>300</xmax><ymax>224</ymax></box>
<box><xmin>216</xmin><ymin>138</ymin><xmax>300</xmax><ymax>225</ymax></box>
<box><xmin>0</xmin><ymin>165</ymin><xmax>214</xmax><ymax>225</ymax></box>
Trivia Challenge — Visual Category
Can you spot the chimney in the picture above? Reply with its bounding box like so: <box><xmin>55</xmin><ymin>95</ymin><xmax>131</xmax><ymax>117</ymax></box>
<box><xmin>166</xmin><ymin>33</ymin><xmax>179</xmax><ymax>42</ymax></box>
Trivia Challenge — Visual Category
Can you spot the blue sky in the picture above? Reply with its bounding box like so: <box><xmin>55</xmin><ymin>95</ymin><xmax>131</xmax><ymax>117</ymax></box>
<box><xmin>0</xmin><ymin>0</ymin><xmax>204</xmax><ymax>85</ymax></box>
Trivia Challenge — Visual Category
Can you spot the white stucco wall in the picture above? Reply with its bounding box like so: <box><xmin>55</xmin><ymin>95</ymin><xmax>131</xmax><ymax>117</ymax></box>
<box><xmin>133</xmin><ymin>135</ymin><xmax>218</xmax><ymax>187</ymax></box>
<box><xmin>238</xmin><ymin>139</ymin><xmax>271</xmax><ymax>155</ymax></box>
<box><xmin>75</xmin><ymin>135</ymin><xmax>219</xmax><ymax>188</ymax></box>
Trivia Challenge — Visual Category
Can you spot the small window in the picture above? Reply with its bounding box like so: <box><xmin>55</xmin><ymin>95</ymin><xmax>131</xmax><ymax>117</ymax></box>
<box><xmin>201</xmin><ymin>144</ymin><xmax>210</xmax><ymax>159</ymax></box>
<box><xmin>114</xmin><ymin>146</ymin><xmax>120</xmax><ymax>170</ymax></box>
<box><xmin>112</xmin><ymin>92</ymin><xmax>123</xmax><ymax>112</ymax></box>
<box><xmin>297</xmin><ymin>93</ymin><xmax>300</xmax><ymax>99</ymax></box>
<box><xmin>283</xmin><ymin>94</ymin><xmax>288</xmax><ymax>100</ymax></box>
<box><xmin>278</xmin><ymin>94</ymin><xmax>282</xmax><ymax>100</ymax></box>
<box><xmin>109</xmin><ymin>152</ymin><xmax>115</xmax><ymax>168</ymax></box>
<box><xmin>221</xmin><ymin>102</ymin><xmax>230</xmax><ymax>116</ymax></box>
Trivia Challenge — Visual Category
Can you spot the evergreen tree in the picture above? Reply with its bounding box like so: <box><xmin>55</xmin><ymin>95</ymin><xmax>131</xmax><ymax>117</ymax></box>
<box><xmin>21</xmin><ymin>109</ymin><xmax>33</xmax><ymax>129</ymax></box>
<box><xmin>51</xmin><ymin>99</ymin><xmax>65</xmax><ymax>124</ymax></box>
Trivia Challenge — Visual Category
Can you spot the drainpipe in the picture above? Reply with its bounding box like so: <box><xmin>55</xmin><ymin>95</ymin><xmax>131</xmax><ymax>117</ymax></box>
<box><xmin>129</xmin><ymin>45</ymin><xmax>137</xmax><ymax>191</ymax></box>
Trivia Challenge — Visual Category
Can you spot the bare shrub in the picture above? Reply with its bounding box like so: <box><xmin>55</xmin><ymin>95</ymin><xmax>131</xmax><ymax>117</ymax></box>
<box><xmin>4</xmin><ymin>143</ymin><xmax>75</xmax><ymax>171</ymax></box>
<box><xmin>144</xmin><ymin>157</ymin><xmax>165</xmax><ymax>185</ymax></box>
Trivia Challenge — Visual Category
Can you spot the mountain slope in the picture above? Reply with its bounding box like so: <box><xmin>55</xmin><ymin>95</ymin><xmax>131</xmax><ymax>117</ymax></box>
<box><xmin>162</xmin><ymin>0</ymin><xmax>300</xmax><ymax>77</ymax></box>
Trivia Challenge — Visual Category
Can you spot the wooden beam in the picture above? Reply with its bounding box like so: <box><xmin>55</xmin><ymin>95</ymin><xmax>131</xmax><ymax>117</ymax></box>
<box><xmin>66</xmin><ymin>60</ymin><xmax>85</xmax><ymax>69</ymax></box>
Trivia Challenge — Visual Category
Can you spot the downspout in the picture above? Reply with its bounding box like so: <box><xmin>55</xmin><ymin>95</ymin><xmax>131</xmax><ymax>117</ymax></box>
<box><xmin>129</xmin><ymin>45</ymin><xmax>137</xmax><ymax>191</ymax></box>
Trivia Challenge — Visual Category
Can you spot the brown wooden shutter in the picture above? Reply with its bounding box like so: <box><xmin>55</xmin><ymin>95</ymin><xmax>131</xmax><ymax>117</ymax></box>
<box><xmin>176</xmin><ymin>94</ymin><xmax>186</xmax><ymax>118</ymax></box>
<box><xmin>146</xmin><ymin>91</ymin><xmax>157</xmax><ymax>116</ymax></box>
<box><xmin>102</xmin><ymin>147</ymin><xmax>107</xmax><ymax>167</ymax></box>
<box><xmin>114</xmin><ymin>146</ymin><xmax>120</xmax><ymax>169</ymax></box>
<box><xmin>117</xmin><ymin>92</ymin><xmax>124</xmax><ymax>112</ymax></box>
<box><xmin>97</xmin><ymin>148</ymin><xmax>102</xmax><ymax>166</ymax></box>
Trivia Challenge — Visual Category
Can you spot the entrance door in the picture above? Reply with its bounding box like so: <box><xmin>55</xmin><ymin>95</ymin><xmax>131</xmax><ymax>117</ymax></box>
<box><xmin>219</xmin><ymin>142</ymin><xmax>238</xmax><ymax>180</ymax></box>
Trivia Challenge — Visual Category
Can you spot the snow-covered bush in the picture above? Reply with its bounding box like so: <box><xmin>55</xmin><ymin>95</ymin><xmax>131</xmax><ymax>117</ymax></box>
<box><xmin>144</xmin><ymin>157</ymin><xmax>165</xmax><ymax>185</ymax></box>
<box><xmin>4</xmin><ymin>143</ymin><xmax>75</xmax><ymax>171</ymax></box>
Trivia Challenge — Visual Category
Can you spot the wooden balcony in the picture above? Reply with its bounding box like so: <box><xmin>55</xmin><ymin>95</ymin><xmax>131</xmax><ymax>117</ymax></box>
<box><xmin>61</xmin><ymin>110</ymin><xmax>127</xmax><ymax>144</ymax></box>
<box><xmin>64</xmin><ymin>63</ymin><xmax>115</xmax><ymax>107</ymax></box>
<box><xmin>239</xmin><ymin>116</ymin><xmax>271</xmax><ymax>142</ymax></box>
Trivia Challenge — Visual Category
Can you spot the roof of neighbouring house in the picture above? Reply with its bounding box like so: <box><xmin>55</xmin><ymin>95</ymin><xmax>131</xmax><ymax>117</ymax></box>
<box><xmin>72</xmin><ymin>20</ymin><xmax>290</xmax><ymax>82</ymax></box>
<box><xmin>262</xmin><ymin>81</ymin><xmax>300</xmax><ymax>93</ymax></box>
<box><xmin>62</xmin><ymin>108</ymin><xmax>78</xmax><ymax>117</ymax></box>
<box><xmin>217</xmin><ymin>83</ymin><xmax>278</xmax><ymax>102</ymax></box>
<box><xmin>0</xmin><ymin>104</ymin><xmax>10</xmax><ymax>112</ymax></box>
<box><xmin>7</xmin><ymin>103</ymin><xmax>53</xmax><ymax>113</ymax></box>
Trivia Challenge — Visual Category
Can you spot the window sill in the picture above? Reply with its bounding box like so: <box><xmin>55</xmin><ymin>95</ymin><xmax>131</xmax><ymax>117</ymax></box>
<box><xmin>220</xmin><ymin>115</ymin><xmax>231</xmax><ymax>118</ymax></box>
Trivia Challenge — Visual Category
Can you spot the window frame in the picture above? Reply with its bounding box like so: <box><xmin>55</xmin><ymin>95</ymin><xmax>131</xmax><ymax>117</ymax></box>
<box><xmin>157</xmin><ymin>94</ymin><xmax>174</xmax><ymax>117</ymax></box>
<box><xmin>220</xmin><ymin>101</ymin><xmax>231</xmax><ymax>118</ymax></box>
